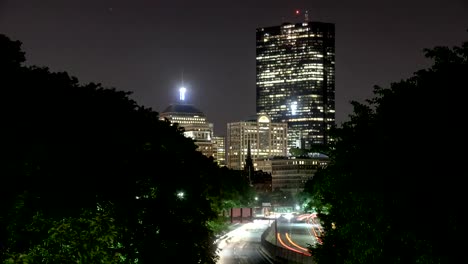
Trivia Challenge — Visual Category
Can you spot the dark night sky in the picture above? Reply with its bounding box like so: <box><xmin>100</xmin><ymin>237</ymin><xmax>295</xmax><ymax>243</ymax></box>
<box><xmin>1</xmin><ymin>0</ymin><xmax>467</xmax><ymax>137</ymax></box>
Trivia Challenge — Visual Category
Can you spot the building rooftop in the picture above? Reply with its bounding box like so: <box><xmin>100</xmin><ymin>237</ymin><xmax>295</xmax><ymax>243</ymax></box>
<box><xmin>161</xmin><ymin>103</ymin><xmax>205</xmax><ymax>116</ymax></box>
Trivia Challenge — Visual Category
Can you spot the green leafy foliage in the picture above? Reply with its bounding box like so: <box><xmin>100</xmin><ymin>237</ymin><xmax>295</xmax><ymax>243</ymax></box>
<box><xmin>4</xmin><ymin>210</ymin><xmax>122</xmax><ymax>263</ymax></box>
<box><xmin>304</xmin><ymin>38</ymin><xmax>468</xmax><ymax>263</ymax></box>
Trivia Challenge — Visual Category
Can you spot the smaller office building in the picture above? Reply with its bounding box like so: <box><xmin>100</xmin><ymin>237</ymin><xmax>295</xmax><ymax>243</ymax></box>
<box><xmin>255</xmin><ymin>154</ymin><xmax>329</xmax><ymax>195</ymax></box>
<box><xmin>227</xmin><ymin>115</ymin><xmax>288</xmax><ymax>170</ymax></box>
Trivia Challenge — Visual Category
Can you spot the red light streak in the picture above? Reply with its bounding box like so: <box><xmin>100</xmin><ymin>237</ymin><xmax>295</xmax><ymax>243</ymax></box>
<box><xmin>277</xmin><ymin>233</ymin><xmax>311</xmax><ymax>256</ymax></box>
<box><xmin>285</xmin><ymin>233</ymin><xmax>309</xmax><ymax>252</ymax></box>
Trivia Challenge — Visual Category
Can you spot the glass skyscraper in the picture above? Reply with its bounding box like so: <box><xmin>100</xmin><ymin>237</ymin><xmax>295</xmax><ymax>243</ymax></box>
<box><xmin>256</xmin><ymin>21</ymin><xmax>335</xmax><ymax>149</ymax></box>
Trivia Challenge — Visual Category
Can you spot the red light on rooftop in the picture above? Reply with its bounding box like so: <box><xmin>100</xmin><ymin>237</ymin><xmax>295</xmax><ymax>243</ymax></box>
<box><xmin>295</xmin><ymin>10</ymin><xmax>300</xmax><ymax>15</ymax></box>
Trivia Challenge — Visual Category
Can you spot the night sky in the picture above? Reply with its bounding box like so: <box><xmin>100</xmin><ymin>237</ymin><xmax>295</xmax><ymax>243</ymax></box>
<box><xmin>1</xmin><ymin>0</ymin><xmax>467</xmax><ymax>137</ymax></box>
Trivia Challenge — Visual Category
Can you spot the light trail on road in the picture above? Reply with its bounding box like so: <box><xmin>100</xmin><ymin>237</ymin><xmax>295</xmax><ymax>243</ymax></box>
<box><xmin>276</xmin><ymin>233</ymin><xmax>311</xmax><ymax>256</ymax></box>
<box><xmin>285</xmin><ymin>232</ymin><xmax>309</xmax><ymax>252</ymax></box>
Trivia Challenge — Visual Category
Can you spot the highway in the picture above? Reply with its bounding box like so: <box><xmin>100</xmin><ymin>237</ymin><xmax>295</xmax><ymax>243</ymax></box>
<box><xmin>216</xmin><ymin>214</ymin><xmax>322</xmax><ymax>264</ymax></box>
<box><xmin>274</xmin><ymin>213</ymin><xmax>323</xmax><ymax>256</ymax></box>
<box><xmin>216</xmin><ymin>220</ymin><xmax>274</xmax><ymax>264</ymax></box>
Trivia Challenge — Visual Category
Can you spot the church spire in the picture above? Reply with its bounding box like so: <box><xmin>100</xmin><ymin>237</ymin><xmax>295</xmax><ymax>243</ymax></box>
<box><xmin>244</xmin><ymin>140</ymin><xmax>254</xmax><ymax>186</ymax></box>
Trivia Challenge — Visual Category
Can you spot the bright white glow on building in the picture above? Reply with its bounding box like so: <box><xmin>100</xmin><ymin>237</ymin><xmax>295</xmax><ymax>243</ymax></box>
<box><xmin>179</xmin><ymin>87</ymin><xmax>186</xmax><ymax>101</ymax></box>
<box><xmin>177</xmin><ymin>191</ymin><xmax>184</xmax><ymax>199</ymax></box>
<box><xmin>291</xmin><ymin>101</ymin><xmax>297</xmax><ymax>115</ymax></box>
<box><xmin>258</xmin><ymin>115</ymin><xmax>270</xmax><ymax>123</ymax></box>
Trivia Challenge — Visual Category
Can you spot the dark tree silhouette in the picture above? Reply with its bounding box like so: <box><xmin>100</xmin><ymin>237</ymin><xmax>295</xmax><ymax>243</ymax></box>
<box><xmin>0</xmin><ymin>34</ymin><xmax>251</xmax><ymax>264</ymax></box>
<box><xmin>304</xmin><ymin>38</ymin><xmax>468</xmax><ymax>263</ymax></box>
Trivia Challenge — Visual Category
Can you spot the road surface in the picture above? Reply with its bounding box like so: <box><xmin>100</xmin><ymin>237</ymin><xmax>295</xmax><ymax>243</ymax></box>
<box><xmin>216</xmin><ymin>220</ymin><xmax>274</xmax><ymax>264</ymax></box>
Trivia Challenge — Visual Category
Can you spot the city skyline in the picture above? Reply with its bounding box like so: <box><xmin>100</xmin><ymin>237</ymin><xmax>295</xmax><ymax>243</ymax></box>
<box><xmin>1</xmin><ymin>0</ymin><xmax>467</xmax><ymax>137</ymax></box>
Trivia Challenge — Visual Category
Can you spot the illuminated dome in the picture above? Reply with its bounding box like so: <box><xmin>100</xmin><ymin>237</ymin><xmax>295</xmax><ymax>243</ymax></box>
<box><xmin>161</xmin><ymin>103</ymin><xmax>206</xmax><ymax>117</ymax></box>
<box><xmin>159</xmin><ymin>103</ymin><xmax>208</xmax><ymax>125</ymax></box>
<box><xmin>159</xmin><ymin>102</ymin><xmax>215</xmax><ymax>159</ymax></box>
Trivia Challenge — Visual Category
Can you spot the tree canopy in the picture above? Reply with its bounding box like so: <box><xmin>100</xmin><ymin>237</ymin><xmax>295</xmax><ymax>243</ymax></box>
<box><xmin>305</xmin><ymin>38</ymin><xmax>468</xmax><ymax>263</ymax></box>
<box><xmin>0</xmin><ymin>34</ymin><xmax>252</xmax><ymax>264</ymax></box>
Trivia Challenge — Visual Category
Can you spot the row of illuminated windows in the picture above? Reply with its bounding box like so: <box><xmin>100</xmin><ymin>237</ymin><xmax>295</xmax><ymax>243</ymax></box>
<box><xmin>172</xmin><ymin>117</ymin><xmax>206</xmax><ymax>121</ymax></box>
<box><xmin>257</xmin><ymin>61</ymin><xmax>330</xmax><ymax>68</ymax></box>
<box><xmin>258</xmin><ymin>71</ymin><xmax>324</xmax><ymax>80</ymax></box>
<box><xmin>258</xmin><ymin>44</ymin><xmax>329</xmax><ymax>52</ymax></box>
<box><xmin>238</xmin><ymin>133</ymin><xmax>287</xmax><ymax>139</ymax></box>
<box><xmin>257</xmin><ymin>41</ymin><xmax>331</xmax><ymax>49</ymax></box>
<box><xmin>258</xmin><ymin>107</ymin><xmax>324</xmax><ymax>115</ymax></box>
<box><xmin>268</xmin><ymin>35</ymin><xmax>313</xmax><ymax>43</ymax></box>
<box><xmin>257</xmin><ymin>82</ymin><xmax>330</xmax><ymax>87</ymax></box>
<box><xmin>273</xmin><ymin>160</ymin><xmax>322</xmax><ymax>166</ymax></box>
<box><xmin>257</xmin><ymin>42</ymin><xmax>330</xmax><ymax>50</ymax></box>
<box><xmin>225</xmin><ymin>139</ymin><xmax>285</xmax><ymax>145</ymax></box>
<box><xmin>257</xmin><ymin>115</ymin><xmax>328</xmax><ymax>122</ymax></box>
<box><xmin>257</xmin><ymin>67</ymin><xmax>330</xmax><ymax>75</ymax></box>
<box><xmin>256</xmin><ymin>49</ymin><xmax>328</xmax><ymax>57</ymax></box>
<box><xmin>262</xmin><ymin>37</ymin><xmax>324</xmax><ymax>46</ymax></box>
<box><xmin>257</xmin><ymin>66</ymin><xmax>331</xmax><ymax>74</ymax></box>
<box><xmin>264</xmin><ymin>32</ymin><xmax>324</xmax><ymax>41</ymax></box>
<box><xmin>172</xmin><ymin>118</ymin><xmax>206</xmax><ymax>123</ymax></box>
<box><xmin>228</xmin><ymin>150</ymin><xmax>285</xmax><ymax>157</ymax></box>
<box><xmin>261</xmin><ymin>37</ymin><xmax>331</xmax><ymax>47</ymax></box>
<box><xmin>228</xmin><ymin>124</ymin><xmax>287</xmax><ymax>129</ymax></box>
<box><xmin>257</xmin><ymin>96</ymin><xmax>323</xmax><ymax>103</ymax></box>
<box><xmin>257</xmin><ymin>76</ymin><xmax>325</xmax><ymax>84</ymax></box>
<box><xmin>227</xmin><ymin>139</ymin><xmax>287</xmax><ymax>146</ymax></box>
<box><xmin>259</xmin><ymin>64</ymin><xmax>324</xmax><ymax>74</ymax></box>
<box><xmin>229</xmin><ymin>130</ymin><xmax>284</xmax><ymax>137</ymax></box>
<box><xmin>256</xmin><ymin>51</ymin><xmax>324</xmax><ymax>60</ymax></box>
<box><xmin>258</xmin><ymin>88</ymin><xmax>323</xmax><ymax>95</ymax></box>
<box><xmin>258</xmin><ymin>67</ymin><xmax>325</xmax><ymax>77</ymax></box>
<box><xmin>257</xmin><ymin>76</ymin><xmax>325</xmax><ymax>85</ymax></box>
<box><xmin>287</xmin><ymin>117</ymin><xmax>325</xmax><ymax>122</ymax></box>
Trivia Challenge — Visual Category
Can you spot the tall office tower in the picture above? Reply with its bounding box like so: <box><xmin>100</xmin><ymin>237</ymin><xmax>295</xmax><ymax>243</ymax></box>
<box><xmin>256</xmin><ymin>20</ymin><xmax>335</xmax><ymax>149</ymax></box>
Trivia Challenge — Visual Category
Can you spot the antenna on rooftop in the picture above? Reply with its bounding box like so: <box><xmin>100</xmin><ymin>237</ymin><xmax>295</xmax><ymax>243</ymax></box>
<box><xmin>295</xmin><ymin>9</ymin><xmax>309</xmax><ymax>22</ymax></box>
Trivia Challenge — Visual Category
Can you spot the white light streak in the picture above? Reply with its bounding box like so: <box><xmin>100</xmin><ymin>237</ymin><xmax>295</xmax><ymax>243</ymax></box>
<box><xmin>179</xmin><ymin>87</ymin><xmax>186</xmax><ymax>101</ymax></box>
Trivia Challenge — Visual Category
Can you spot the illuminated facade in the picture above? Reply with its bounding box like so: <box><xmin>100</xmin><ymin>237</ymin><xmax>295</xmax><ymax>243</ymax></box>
<box><xmin>226</xmin><ymin>115</ymin><xmax>288</xmax><ymax>170</ymax></box>
<box><xmin>159</xmin><ymin>103</ymin><xmax>216</xmax><ymax>159</ymax></box>
<box><xmin>159</xmin><ymin>87</ymin><xmax>227</xmax><ymax>162</ymax></box>
<box><xmin>256</xmin><ymin>21</ymin><xmax>335</xmax><ymax>149</ymax></box>
<box><xmin>254</xmin><ymin>155</ymin><xmax>329</xmax><ymax>195</ymax></box>
<box><xmin>272</xmin><ymin>156</ymin><xmax>328</xmax><ymax>195</ymax></box>
<box><xmin>212</xmin><ymin>136</ymin><xmax>226</xmax><ymax>166</ymax></box>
